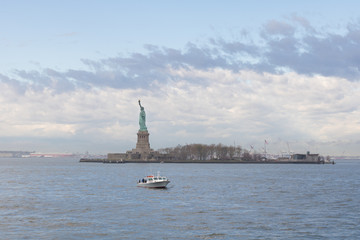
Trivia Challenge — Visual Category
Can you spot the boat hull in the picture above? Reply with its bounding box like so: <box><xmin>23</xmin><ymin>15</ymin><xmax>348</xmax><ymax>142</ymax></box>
<box><xmin>137</xmin><ymin>180</ymin><xmax>170</xmax><ymax>188</ymax></box>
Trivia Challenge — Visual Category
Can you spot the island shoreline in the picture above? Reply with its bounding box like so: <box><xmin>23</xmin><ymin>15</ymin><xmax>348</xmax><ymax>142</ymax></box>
<box><xmin>79</xmin><ymin>158</ymin><xmax>333</xmax><ymax>164</ymax></box>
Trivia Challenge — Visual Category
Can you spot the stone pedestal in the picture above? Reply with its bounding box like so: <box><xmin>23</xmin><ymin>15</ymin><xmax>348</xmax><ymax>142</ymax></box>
<box><xmin>134</xmin><ymin>130</ymin><xmax>151</xmax><ymax>154</ymax></box>
<box><xmin>107</xmin><ymin>129</ymin><xmax>169</xmax><ymax>162</ymax></box>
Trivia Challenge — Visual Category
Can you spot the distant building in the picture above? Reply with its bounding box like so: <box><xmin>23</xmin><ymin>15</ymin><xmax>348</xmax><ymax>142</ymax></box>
<box><xmin>276</xmin><ymin>151</ymin><xmax>324</xmax><ymax>163</ymax></box>
<box><xmin>29</xmin><ymin>153</ymin><xmax>75</xmax><ymax>158</ymax></box>
<box><xmin>0</xmin><ymin>151</ymin><xmax>32</xmax><ymax>158</ymax></box>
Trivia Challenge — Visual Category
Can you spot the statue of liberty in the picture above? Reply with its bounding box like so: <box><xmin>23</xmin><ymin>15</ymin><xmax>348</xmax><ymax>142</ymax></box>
<box><xmin>138</xmin><ymin>100</ymin><xmax>147</xmax><ymax>131</ymax></box>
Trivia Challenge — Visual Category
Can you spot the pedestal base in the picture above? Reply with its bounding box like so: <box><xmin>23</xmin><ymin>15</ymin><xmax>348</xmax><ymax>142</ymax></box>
<box><xmin>134</xmin><ymin>130</ymin><xmax>151</xmax><ymax>154</ymax></box>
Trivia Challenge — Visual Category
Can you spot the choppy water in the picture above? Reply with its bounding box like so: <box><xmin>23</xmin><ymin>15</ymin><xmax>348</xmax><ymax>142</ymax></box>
<box><xmin>0</xmin><ymin>158</ymin><xmax>359</xmax><ymax>239</ymax></box>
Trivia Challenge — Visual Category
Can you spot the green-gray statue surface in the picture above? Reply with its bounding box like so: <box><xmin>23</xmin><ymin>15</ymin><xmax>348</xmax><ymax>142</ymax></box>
<box><xmin>138</xmin><ymin>100</ymin><xmax>147</xmax><ymax>131</ymax></box>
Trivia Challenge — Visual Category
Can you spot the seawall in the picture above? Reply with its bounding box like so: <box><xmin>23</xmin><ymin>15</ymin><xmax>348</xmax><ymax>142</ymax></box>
<box><xmin>79</xmin><ymin>158</ymin><xmax>332</xmax><ymax>164</ymax></box>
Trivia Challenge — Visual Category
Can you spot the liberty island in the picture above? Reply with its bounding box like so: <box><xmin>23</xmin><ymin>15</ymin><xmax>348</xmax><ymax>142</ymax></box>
<box><xmin>80</xmin><ymin>100</ymin><xmax>331</xmax><ymax>164</ymax></box>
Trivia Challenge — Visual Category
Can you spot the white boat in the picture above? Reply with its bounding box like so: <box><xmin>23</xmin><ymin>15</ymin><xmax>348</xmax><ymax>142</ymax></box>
<box><xmin>137</xmin><ymin>172</ymin><xmax>170</xmax><ymax>188</ymax></box>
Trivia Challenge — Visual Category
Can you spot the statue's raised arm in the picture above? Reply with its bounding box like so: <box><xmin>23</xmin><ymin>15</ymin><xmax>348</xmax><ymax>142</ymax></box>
<box><xmin>138</xmin><ymin>100</ymin><xmax>147</xmax><ymax>131</ymax></box>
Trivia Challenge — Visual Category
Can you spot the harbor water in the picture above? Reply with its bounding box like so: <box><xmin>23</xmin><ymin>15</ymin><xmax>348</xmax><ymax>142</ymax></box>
<box><xmin>0</xmin><ymin>158</ymin><xmax>359</xmax><ymax>239</ymax></box>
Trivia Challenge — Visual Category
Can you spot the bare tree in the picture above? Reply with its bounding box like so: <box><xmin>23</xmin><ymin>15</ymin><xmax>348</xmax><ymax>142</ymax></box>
<box><xmin>229</xmin><ymin>145</ymin><xmax>235</xmax><ymax>159</ymax></box>
<box><xmin>242</xmin><ymin>150</ymin><xmax>253</xmax><ymax>161</ymax></box>
<box><xmin>159</xmin><ymin>143</ymin><xmax>253</xmax><ymax>161</ymax></box>
<box><xmin>235</xmin><ymin>145</ymin><xmax>242</xmax><ymax>159</ymax></box>
<box><xmin>216</xmin><ymin>143</ymin><xmax>229</xmax><ymax>160</ymax></box>
<box><xmin>208</xmin><ymin>144</ymin><xmax>216</xmax><ymax>160</ymax></box>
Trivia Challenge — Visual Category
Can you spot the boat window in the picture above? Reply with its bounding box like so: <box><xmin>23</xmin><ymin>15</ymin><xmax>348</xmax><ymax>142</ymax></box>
<box><xmin>154</xmin><ymin>178</ymin><xmax>158</xmax><ymax>180</ymax></box>
<box><xmin>148</xmin><ymin>178</ymin><xmax>153</xmax><ymax>181</ymax></box>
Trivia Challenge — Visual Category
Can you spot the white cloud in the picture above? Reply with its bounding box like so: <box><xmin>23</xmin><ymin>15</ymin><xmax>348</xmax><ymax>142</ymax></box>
<box><xmin>150</xmin><ymin>67</ymin><xmax>360</xmax><ymax>155</ymax></box>
<box><xmin>1</xmin><ymin>64</ymin><xmax>360</xmax><ymax>155</ymax></box>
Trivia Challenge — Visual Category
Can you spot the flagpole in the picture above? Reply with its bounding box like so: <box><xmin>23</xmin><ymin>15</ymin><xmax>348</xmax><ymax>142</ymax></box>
<box><xmin>264</xmin><ymin>140</ymin><xmax>267</xmax><ymax>160</ymax></box>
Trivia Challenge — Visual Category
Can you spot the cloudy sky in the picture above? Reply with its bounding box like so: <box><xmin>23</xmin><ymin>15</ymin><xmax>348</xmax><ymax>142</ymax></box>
<box><xmin>1</xmin><ymin>0</ymin><xmax>360</xmax><ymax>156</ymax></box>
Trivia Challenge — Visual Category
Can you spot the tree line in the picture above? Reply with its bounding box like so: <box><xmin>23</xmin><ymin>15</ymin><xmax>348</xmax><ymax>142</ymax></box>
<box><xmin>158</xmin><ymin>143</ymin><xmax>262</xmax><ymax>161</ymax></box>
